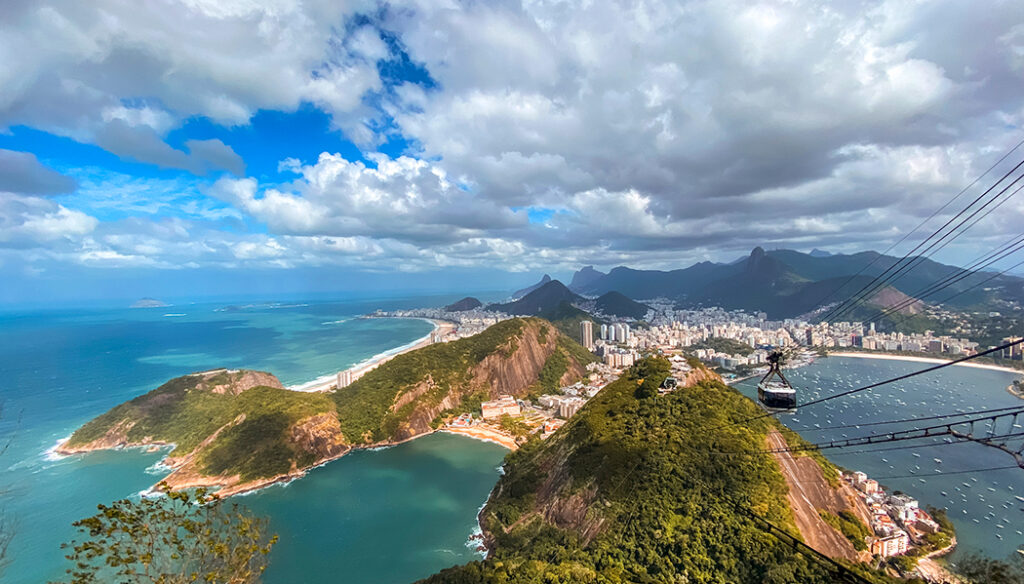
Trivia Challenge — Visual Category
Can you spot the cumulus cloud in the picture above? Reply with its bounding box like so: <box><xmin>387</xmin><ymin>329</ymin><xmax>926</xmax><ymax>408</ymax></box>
<box><xmin>4</xmin><ymin>0</ymin><xmax>1024</xmax><ymax>278</ymax></box>
<box><xmin>0</xmin><ymin>149</ymin><xmax>77</xmax><ymax>195</ymax></box>
<box><xmin>0</xmin><ymin>0</ymin><xmax>387</xmax><ymax>171</ymax></box>
<box><xmin>0</xmin><ymin>193</ymin><xmax>97</xmax><ymax>248</ymax></box>
<box><xmin>210</xmin><ymin>152</ymin><xmax>527</xmax><ymax>243</ymax></box>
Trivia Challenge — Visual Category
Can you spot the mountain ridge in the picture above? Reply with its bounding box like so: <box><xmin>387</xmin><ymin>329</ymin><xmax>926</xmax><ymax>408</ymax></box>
<box><xmin>568</xmin><ymin>247</ymin><xmax>1024</xmax><ymax>319</ymax></box>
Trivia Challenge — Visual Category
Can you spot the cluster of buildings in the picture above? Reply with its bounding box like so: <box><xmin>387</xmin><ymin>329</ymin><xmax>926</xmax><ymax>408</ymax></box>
<box><xmin>804</xmin><ymin>321</ymin><xmax>981</xmax><ymax>356</ymax></box>
<box><xmin>847</xmin><ymin>471</ymin><xmax>943</xmax><ymax>558</ymax></box>
<box><xmin>614</xmin><ymin>303</ymin><xmax>1002</xmax><ymax>364</ymax></box>
<box><xmin>461</xmin><ymin>362</ymin><xmax>619</xmax><ymax>440</ymax></box>
<box><xmin>580</xmin><ymin>320</ymin><xmax>642</xmax><ymax>367</ymax></box>
<box><xmin>370</xmin><ymin>307</ymin><xmax>510</xmax><ymax>340</ymax></box>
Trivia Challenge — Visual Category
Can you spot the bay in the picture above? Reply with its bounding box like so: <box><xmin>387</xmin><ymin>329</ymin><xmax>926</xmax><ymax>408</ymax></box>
<box><xmin>0</xmin><ymin>296</ymin><xmax>504</xmax><ymax>584</ymax></box>
<box><xmin>733</xmin><ymin>355</ymin><xmax>1024</xmax><ymax>562</ymax></box>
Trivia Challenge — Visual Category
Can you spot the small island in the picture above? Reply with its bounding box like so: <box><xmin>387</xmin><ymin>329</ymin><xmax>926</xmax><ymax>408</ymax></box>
<box><xmin>130</xmin><ymin>297</ymin><xmax>169</xmax><ymax>308</ymax></box>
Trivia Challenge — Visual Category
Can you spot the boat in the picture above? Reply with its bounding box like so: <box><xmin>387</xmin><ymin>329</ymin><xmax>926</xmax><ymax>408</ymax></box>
<box><xmin>757</xmin><ymin>351</ymin><xmax>797</xmax><ymax>411</ymax></box>
<box><xmin>933</xmin><ymin>458</ymin><xmax>942</xmax><ymax>463</ymax></box>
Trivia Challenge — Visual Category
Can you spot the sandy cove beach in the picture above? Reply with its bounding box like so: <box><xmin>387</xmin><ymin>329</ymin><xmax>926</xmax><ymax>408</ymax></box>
<box><xmin>441</xmin><ymin>426</ymin><xmax>518</xmax><ymax>450</ymax></box>
<box><xmin>290</xmin><ymin>318</ymin><xmax>455</xmax><ymax>393</ymax></box>
<box><xmin>828</xmin><ymin>351</ymin><xmax>1023</xmax><ymax>376</ymax></box>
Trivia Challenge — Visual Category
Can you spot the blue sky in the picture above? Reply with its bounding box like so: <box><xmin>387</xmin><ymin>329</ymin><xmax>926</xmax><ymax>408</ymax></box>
<box><xmin>1</xmin><ymin>1</ymin><xmax>1023</xmax><ymax>306</ymax></box>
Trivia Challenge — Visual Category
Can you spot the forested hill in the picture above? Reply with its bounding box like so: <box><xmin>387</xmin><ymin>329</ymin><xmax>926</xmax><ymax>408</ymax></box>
<box><xmin>419</xmin><ymin>357</ymin><xmax>894</xmax><ymax>584</ymax></box>
<box><xmin>570</xmin><ymin>246</ymin><xmax>1024</xmax><ymax>319</ymax></box>
<box><xmin>58</xmin><ymin>318</ymin><xmax>594</xmax><ymax>496</ymax></box>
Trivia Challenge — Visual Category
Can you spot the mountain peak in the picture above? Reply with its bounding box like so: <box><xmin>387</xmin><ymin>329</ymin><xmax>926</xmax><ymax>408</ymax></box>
<box><xmin>512</xmin><ymin>274</ymin><xmax>554</xmax><ymax>299</ymax></box>
<box><xmin>569</xmin><ymin>265</ymin><xmax>607</xmax><ymax>292</ymax></box>
<box><xmin>488</xmin><ymin>279</ymin><xmax>582</xmax><ymax>315</ymax></box>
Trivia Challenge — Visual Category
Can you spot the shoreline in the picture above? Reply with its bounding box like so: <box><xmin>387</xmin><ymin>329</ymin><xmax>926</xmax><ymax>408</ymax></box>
<box><xmin>440</xmin><ymin>426</ymin><xmax>518</xmax><ymax>450</ymax></box>
<box><xmin>287</xmin><ymin>317</ymin><xmax>453</xmax><ymax>393</ymax></box>
<box><xmin>52</xmin><ymin>316</ymin><xmax>464</xmax><ymax>498</ymax></box>
<box><xmin>57</xmin><ymin>426</ymin><xmax>512</xmax><ymax>499</ymax></box>
<box><xmin>827</xmin><ymin>352</ymin><xmax>1023</xmax><ymax>375</ymax></box>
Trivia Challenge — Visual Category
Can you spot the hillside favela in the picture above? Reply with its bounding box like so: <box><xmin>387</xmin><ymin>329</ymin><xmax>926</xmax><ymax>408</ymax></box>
<box><xmin>3</xmin><ymin>2</ymin><xmax>1024</xmax><ymax>584</ymax></box>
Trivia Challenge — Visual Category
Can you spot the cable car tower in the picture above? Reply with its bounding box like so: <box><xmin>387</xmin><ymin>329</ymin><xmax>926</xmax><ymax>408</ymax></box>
<box><xmin>758</xmin><ymin>351</ymin><xmax>797</xmax><ymax>412</ymax></box>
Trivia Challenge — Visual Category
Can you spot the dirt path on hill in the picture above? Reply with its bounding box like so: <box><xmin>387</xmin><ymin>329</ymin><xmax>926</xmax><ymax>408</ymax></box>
<box><xmin>767</xmin><ymin>431</ymin><xmax>860</xmax><ymax>561</ymax></box>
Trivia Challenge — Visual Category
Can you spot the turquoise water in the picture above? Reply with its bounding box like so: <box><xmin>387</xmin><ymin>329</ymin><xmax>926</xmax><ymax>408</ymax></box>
<box><xmin>733</xmin><ymin>357</ymin><xmax>1024</xmax><ymax>562</ymax></box>
<box><xmin>0</xmin><ymin>297</ymin><xmax>505</xmax><ymax>584</ymax></box>
<box><xmin>5</xmin><ymin>302</ymin><xmax>1022</xmax><ymax>583</ymax></box>
<box><xmin>245</xmin><ymin>433</ymin><xmax>505</xmax><ymax>584</ymax></box>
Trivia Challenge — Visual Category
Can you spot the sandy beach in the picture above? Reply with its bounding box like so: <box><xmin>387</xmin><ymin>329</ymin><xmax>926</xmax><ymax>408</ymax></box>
<box><xmin>441</xmin><ymin>426</ymin><xmax>518</xmax><ymax>450</ymax></box>
<box><xmin>829</xmin><ymin>351</ymin><xmax>1023</xmax><ymax>376</ymax></box>
<box><xmin>288</xmin><ymin>318</ymin><xmax>455</xmax><ymax>393</ymax></box>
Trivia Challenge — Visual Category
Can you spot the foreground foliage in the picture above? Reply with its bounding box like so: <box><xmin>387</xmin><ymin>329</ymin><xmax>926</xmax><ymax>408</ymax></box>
<box><xmin>58</xmin><ymin>484</ymin><xmax>276</xmax><ymax>584</ymax></box>
<box><xmin>419</xmin><ymin>357</ymin><xmax>894</xmax><ymax>584</ymax></box>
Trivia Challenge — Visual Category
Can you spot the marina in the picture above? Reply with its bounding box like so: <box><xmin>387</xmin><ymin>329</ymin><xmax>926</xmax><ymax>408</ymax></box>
<box><xmin>733</xmin><ymin>355</ymin><xmax>1024</xmax><ymax>562</ymax></box>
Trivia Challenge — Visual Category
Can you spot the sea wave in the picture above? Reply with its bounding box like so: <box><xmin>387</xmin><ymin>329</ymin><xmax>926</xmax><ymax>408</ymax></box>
<box><xmin>287</xmin><ymin>371</ymin><xmax>339</xmax><ymax>392</ymax></box>
<box><xmin>163</xmin><ymin>313</ymin><xmax>186</xmax><ymax>317</ymax></box>
<box><xmin>43</xmin><ymin>434</ymin><xmax>74</xmax><ymax>462</ymax></box>
<box><xmin>144</xmin><ymin>458</ymin><xmax>174</xmax><ymax>475</ymax></box>
<box><xmin>321</xmin><ymin>318</ymin><xmax>350</xmax><ymax>325</ymax></box>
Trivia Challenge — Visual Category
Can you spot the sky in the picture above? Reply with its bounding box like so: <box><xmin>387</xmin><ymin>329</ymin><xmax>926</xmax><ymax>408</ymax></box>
<box><xmin>1</xmin><ymin>0</ymin><xmax>1023</xmax><ymax>305</ymax></box>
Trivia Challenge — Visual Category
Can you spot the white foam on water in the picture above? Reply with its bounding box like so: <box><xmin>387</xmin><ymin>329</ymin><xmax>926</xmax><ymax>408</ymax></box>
<box><xmin>43</xmin><ymin>434</ymin><xmax>74</xmax><ymax>462</ymax></box>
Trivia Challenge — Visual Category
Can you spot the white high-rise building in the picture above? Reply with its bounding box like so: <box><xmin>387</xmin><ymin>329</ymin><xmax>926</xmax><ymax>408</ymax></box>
<box><xmin>580</xmin><ymin>321</ymin><xmax>594</xmax><ymax>350</ymax></box>
<box><xmin>336</xmin><ymin>370</ymin><xmax>353</xmax><ymax>389</ymax></box>
<box><xmin>600</xmin><ymin>324</ymin><xmax>608</xmax><ymax>340</ymax></box>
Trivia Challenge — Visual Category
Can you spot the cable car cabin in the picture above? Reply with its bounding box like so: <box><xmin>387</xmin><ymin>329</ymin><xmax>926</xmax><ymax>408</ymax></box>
<box><xmin>758</xmin><ymin>352</ymin><xmax>797</xmax><ymax>412</ymax></box>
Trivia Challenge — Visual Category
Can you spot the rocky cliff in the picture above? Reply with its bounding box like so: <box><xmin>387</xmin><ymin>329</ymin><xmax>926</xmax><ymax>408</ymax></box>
<box><xmin>58</xmin><ymin>317</ymin><xmax>593</xmax><ymax>495</ymax></box>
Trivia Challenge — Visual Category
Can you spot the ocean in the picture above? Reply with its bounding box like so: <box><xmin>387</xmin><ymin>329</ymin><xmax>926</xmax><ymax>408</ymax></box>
<box><xmin>0</xmin><ymin>297</ymin><xmax>506</xmax><ymax>584</ymax></box>
<box><xmin>733</xmin><ymin>356</ymin><xmax>1024</xmax><ymax>563</ymax></box>
<box><xmin>2</xmin><ymin>300</ymin><xmax>1022</xmax><ymax>583</ymax></box>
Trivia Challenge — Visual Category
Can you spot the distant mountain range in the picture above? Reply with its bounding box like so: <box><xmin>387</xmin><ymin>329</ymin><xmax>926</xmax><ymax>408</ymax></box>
<box><xmin>511</xmin><ymin>274</ymin><xmax>552</xmax><ymax>299</ymax></box>
<box><xmin>504</xmin><ymin>247</ymin><xmax>1024</xmax><ymax>322</ymax></box>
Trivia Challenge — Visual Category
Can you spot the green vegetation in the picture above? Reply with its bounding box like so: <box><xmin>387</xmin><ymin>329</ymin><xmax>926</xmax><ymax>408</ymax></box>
<box><xmin>689</xmin><ymin>337</ymin><xmax>755</xmax><ymax>356</ymax></box>
<box><xmin>535</xmin><ymin>346</ymin><xmax>568</xmax><ymax>392</ymax></box>
<box><xmin>498</xmin><ymin>414</ymin><xmax>531</xmax><ymax>439</ymax></box>
<box><xmin>419</xmin><ymin>357</ymin><xmax>895</xmax><ymax>584</ymax></box>
<box><xmin>67</xmin><ymin>374</ymin><xmax>334</xmax><ymax>466</ymax></box>
<box><xmin>817</xmin><ymin>510</ymin><xmax>869</xmax><ymax>551</ymax></box>
<box><xmin>558</xmin><ymin>334</ymin><xmax>599</xmax><ymax>367</ymax></box>
<box><xmin>539</xmin><ymin>301</ymin><xmax>603</xmax><ymax>341</ymax></box>
<box><xmin>331</xmin><ymin>319</ymin><xmax>527</xmax><ymax>443</ymax></box>
<box><xmin>913</xmin><ymin>506</ymin><xmax>954</xmax><ymax>554</ymax></box>
<box><xmin>58</xmin><ymin>484</ymin><xmax>275</xmax><ymax>584</ymax></box>
<box><xmin>64</xmin><ymin>318</ymin><xmax>596</xmax><ymax>486</ymax></box>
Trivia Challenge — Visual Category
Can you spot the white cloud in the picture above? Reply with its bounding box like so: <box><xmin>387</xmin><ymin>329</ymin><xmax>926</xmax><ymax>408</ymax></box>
<box><xmin>4</xmin><ymin>0</ymin><xmax>1024</xmax><ymax>278</ymax></box>
<box><xmin>0</xmin><ymin>0</ymin><xmax>385</xmax><ymax>169</ymax></box>
<box><xmin>211</xmin><ymin>151</ymin><xmax>527</xmax><ymax>243</ymax></box>
<box><xmin>0</xmin><ymin>193</ymin><xmax>97</xmax><ymax>248</ymax></box>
